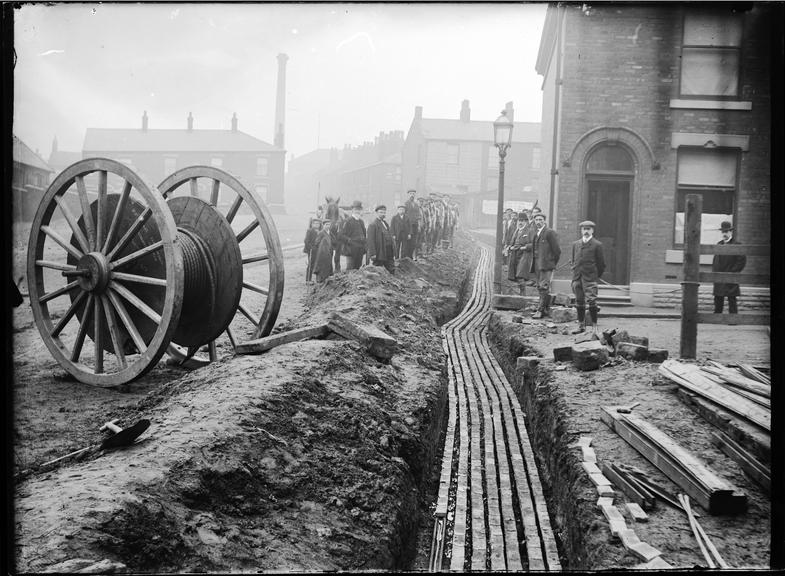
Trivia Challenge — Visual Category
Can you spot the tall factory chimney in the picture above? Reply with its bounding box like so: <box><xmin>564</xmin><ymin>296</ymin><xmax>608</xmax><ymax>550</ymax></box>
<box><xmin>274</xmin><ymin>53</ymin><xmax>289</xmax><ymax>149</ymax></box>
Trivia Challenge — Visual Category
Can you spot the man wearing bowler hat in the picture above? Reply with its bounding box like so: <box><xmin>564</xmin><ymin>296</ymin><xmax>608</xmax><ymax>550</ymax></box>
<box><xmin>529</xmin><ymin>212</ymin><xmax>561</xmax><ymax>319</ymax></box>
<box><xmin>569</xmin><ymin>220</ymin><xmax>605</xmax><ymax>333</ymax></box>
<box><xmin>340</xmin><ymin>200</ymin><xmax>367</xmax><ymax>270</ymax></box>
<box><xmin>367</xmin><ymin>205</ymin><xmax>396</xmax><ymax>274</ymax></box>
<box><xmin>712</xmin><ymin>220</ymin><xmax>746</xmax><ymax>315</ymax></box>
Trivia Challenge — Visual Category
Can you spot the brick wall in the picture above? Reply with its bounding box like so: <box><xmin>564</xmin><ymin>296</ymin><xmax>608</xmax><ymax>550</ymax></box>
<box><xmin>652</xmin><ymin>284</ymin><xmax>770</xmax><ymax>312</ymax></box>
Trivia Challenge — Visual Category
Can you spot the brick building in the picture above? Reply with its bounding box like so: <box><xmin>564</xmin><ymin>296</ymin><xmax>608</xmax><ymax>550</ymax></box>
<box><xmin>536</xmin><ymin>3</ymin><xmax>773</xmax><ymax>308</ymax></box>
<box><xmin>401</xmin><ymin>100</ymin><xmax>542</xmax><ymax>229</ymax></box>
<box><xmin>12</xmin><ymin>135</ymin><xmax>53</xmax><ymax>222</ymax></box>
<box><xmin>82</xmin><ymin>112</ymin><xmax>286</xmax><ymax>210</ymax></box>
<box><xmin>285</xmin><ymin>149</ymin><xmax>337</xmax><ymax>213</ymax></box>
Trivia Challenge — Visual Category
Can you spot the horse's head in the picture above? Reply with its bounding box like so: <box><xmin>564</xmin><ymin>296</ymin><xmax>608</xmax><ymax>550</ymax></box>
<box><xmin>324</xmin><ymin>196</ymin><xmax>342</xmax><ymax>221</ymax></box>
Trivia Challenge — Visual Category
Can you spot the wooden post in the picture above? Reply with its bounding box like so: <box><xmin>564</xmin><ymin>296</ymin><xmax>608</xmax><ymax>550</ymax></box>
<box><xmin>680</xmin><ymin>194</ymin><xmax>702</xmax><ymax>358</ymax></box>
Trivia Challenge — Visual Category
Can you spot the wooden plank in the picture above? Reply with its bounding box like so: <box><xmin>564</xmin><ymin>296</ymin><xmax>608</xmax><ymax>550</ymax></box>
<box><xmin>659</xmin><ymin>360</ymin><xmax>770</xmax><ymax>431</ymax></box>
<box><xmin>601</xmin><ymin>462</ymin><xmax>654</xmax><ymax>510</ymax></box>
<box><xmin>710</xmin><ymin>432</ymin><xmax>770</xmax><ymax>493</ymax></box>
<box><xmin>327</xmin><ymin>312</ymin><xmax>398</xmax><ymax>360</ymax></box>
<box><xmin>234</xmin><ymin>324</ymin><xmax>329</xmax><ymax>354</ymax></box>
<box><xmin>675</xmin><ymin>389</ymin><xmax>770</xmax><ymax>464</ymax></box>
<box><xmin>680</xmin><ymin>194</ymin><xmax>701</xmax><ymax>358</ymax></box>
<box><xmin>699</xmin><ymin>243</ymin><xmax>769</xmax><ymax>256</ymax></box>
<box><xmin>601</xmin><ymin>408</ymin><xmax>747</xmax><ymax>514</ymax></box>
<box><xmin>700</xmin><ymin>365</ymin><xmax>770</xmax><ymax>398</ymax></box>
<box><xmin>614</xmin><ymin>463</ymin><xmax>700</xmax><ymax>518</ymax></box>
<box><xmin>738</xmin><ymin>364</ymin><xmax>771</xmax><ymax>385</ymax></box>
<box><xmin>696</xmin><ymin>312</ymin><xmax>770</xmax><ymax>326</ymax></box>
<box><xmin>698</xmin><ymin>271</ymin><xmax>769</xmax><ymax>285</ymax></box>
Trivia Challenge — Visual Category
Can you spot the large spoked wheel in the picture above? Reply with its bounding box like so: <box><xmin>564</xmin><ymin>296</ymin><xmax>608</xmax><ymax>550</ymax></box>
<box><xmin>27</xmin><ymin>158</ymin><xmax>184</xmax><ymax>386</ymax></box>
<box><xmin>157</xmin><ymin>166</ymin><xmax>284</xmax><ymax>366</ymax></box>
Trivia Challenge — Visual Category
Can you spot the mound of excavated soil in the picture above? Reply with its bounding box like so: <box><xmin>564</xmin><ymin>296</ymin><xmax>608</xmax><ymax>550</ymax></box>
<box><xmin>14</xmin><ymin>234</ymin><xmax>479</xmax><ymax>573</ymax></box>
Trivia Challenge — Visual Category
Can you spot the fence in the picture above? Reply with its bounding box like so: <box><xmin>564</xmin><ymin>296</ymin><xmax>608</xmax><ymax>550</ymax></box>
<box><xmin>680</xmin><ymin>194</ymin><xmax>770</xmax><ymax>358</ymax></box>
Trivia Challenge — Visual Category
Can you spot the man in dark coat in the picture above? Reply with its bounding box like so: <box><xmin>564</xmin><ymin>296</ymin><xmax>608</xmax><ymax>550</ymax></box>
<box><xmin>390</xmin><ymin>205</ymin><xmax>409</xmax><ymax>259</ymax></box>
<box><xmin>367</xmin><ymin>205</ymin><xmax>395</xmax><ymax>274</ymax></box>
<box><xmin>312</xmin><ymin>219</ymin><xmax>334</xmax><ymax>283</ymax></box>
<box><xmin>303</xmin><ymin>218</ymin><xmax>322</xmax><ymax>283</ymax></box>
<box><xmin>507</xmin><ymin>214</ymin><xmax>529</xmax><ymax>282</ymax></box>
<box><xmin>530</xmin><ymin>212</ymin><xmax>561</xmax><ymax>319</ymax></box>
<box><xmin>403</xmin><ymin>189</ymin><xmax>421</xmax><ymax>259</ymax></box>
<box><xmin>501</xmin><ymin>208</ymin><xmax>515</xmax><ymax>266</ymax></box>
<box><xmin>712</xmin><ymin>220</ymin><xmax>746</xmax><ymax>314</ymax></box>
<box><xmin>569</xmin><ymin>220</ymin><xmax>606</xmax><ymax>333</ymax></box>
<box><xmin>341</xmin><ymin>200</ymin><xmax>367</xmax><ymax>270</ymax></box>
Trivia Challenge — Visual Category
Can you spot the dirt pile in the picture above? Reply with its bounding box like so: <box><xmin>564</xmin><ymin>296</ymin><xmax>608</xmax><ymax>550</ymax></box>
<box><xmin>14</xmin><ymin>233</ymin><xmax>478</xmax><ymax>573</ymax></box>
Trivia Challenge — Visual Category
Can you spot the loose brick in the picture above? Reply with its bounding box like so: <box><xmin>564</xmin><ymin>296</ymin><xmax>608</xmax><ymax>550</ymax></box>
<box><xmin>625</xmin><ymin>502</ymin><xmax>649</xmax><ymax>522</ymax></box>
<box><xmin>647</xmin><ymin>348</ymin><xmax>669</xmax><ymax>363</ymax></box>
<box><xmin>582</xmin><ymin>461</ymin><xmax>602</xmax><ymax>475</ymax></box>
<box><xmin>516</xmin><ymin>356</ymin><xmax>541</xmax><ymax>377</ymax></box>
<box><xmin>550</xmin><ymin>306</ymin><xmax>577</xmax><ymax>323</ymax></box>
<box><xmin>615</xmin><ymin>342</ymin><xmax>649</xmax><ymax>361</ymax></box>
<box><xmin>553</xmin><ymin>345</ymin><xmax>573</xmax><ymax>361</ymax></box>
<box><xmin>572</xmin><ymin>340</ymin><xmax>609</xmax><ymax>371</ymax></box>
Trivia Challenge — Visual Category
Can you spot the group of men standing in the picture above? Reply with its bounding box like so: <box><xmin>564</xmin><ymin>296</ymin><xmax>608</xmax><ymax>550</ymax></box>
<box><xmin>302</xmin><ymin>189</ymin><xmax>424</xmax><ymax>283</ymax></box>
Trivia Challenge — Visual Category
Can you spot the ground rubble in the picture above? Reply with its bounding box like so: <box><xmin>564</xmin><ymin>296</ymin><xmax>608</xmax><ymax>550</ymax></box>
<box><xmin>14</xmin><ymin>235</ymin><xmax>479</xmax><ymax>573</ymax></box>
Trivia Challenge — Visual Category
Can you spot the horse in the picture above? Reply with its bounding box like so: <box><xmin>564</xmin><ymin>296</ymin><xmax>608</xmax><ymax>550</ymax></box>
<box><xmin>323</xmin><ymin>196</ymin><xmax>349</xmax><ymax>273</ymax></box>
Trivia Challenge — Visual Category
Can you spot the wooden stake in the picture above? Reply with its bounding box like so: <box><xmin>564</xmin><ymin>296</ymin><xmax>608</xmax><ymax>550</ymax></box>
<box><xmin>679</xmin><ymin>494</ymin><xmax>714</xmax><ymax>568</ymax></box>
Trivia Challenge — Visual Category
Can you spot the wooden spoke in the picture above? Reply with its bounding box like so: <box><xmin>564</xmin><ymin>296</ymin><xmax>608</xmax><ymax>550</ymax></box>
<box><xmin>236</xmin><ymin>219</ymin><xmax>259</xmax><ymax>243</ymax></box>
<box><xmin>76</xmin><ymin>175</ymin><xmax>96</xmax><ymax>251</ymax></box>
<box><xmin>225</xmin><ymin>194</ymin><xmax>243</xmax><ymax>224</ymax></box>
<box><xmin>94</xmin><ymin>296</ymin><xmax>104</xmax><ymax>374</ymax></box>
<box><xmin>70</xmin><ymin>293</ymin><xmax>94</xmax><ymax>362</ymax></box>
<box><xmin>36</xmin><ymin>260</ymin><xmax>77</xmax><ymax>272</ymax></box>
<box><xmin>102</xmin><ymin>180</ymin><xmax>132</xmax><ymax>253</ymax></box>
<box><xmin>106</xmin><ymin>206</ymin><xmax>153</xmax><ymax>261</ymax></box>
<box><xmin>107</xmin><ymin>288</ymin><xmax>147</xmax><ymax>354</ymax></box>
<box><xmin>96</xmin><ymin>170</ymin><xmax>107</xmax><ymax>251</ymax></box>
<box><xmin>242</xmin><ymin>252</ymin><xmax>270</xmax><ymax>265</ymax></box>
<box><xmin>54</xmin><ymin>195</ymin><xmax>90</xmax><ymax>253</ymax></box>
<box><xmin>109</xmin><ymin>280</ymin><xmax>162</xmax><ymax>325</ymax></box>
<box><xmin>42</xmin><ymin>225</ymin><xmax>84</xmax><ymax>260</ymax></box>
<box><xmin>208</xmin><ymin>340</ymin><xmax>217</xmax><ymax>362</ymax></box>
<box><xmin>242</xmin><ymin>280</ymin><xmax>269</xmax><ymax>295</ymax></box>
<box><xmin>50</xmin><ymin>289</ymin><xmax>87</xmax><ymax>337</ymax></box>
<box><xmin>238</xmin><ymin>302</ymin><xmax>260</xmax><ymax>326</ymax></box>
<box><xmin>111</xmin><ymin>271</ymin><xmax>168</xmax><ymax>287</ymax></box>
<box><xmin>189</xmin><ymin>177</ymin><xmax>199</xmax><ymax>197</ymax></box>
<box><xmin>109</xmin><ymin>240</ymin><xmax>164</xmax><ymax>269</ymax></box>
<box><xmin>225</xmin><ymin>326</ymin><xmax>237</xmax><ymax>348</ymax></box>
<box><xmin>210</xmin><ymin>179</ymin><xmax>220</xmax><ymax>206</ymax></box>
<box><xmin>40</xmin><ymin>281</ymin><xmax>80</xmax><ymax>304</ymax></box>
<box><xmin>100</xmin><ymin>294</ymin><xmax>127</xmax><ymax>369</ymax></box>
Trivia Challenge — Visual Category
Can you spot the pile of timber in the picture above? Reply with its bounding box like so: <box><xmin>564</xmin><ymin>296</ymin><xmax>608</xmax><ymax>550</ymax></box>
<box><xmin>601</xmin><ymin>407</ymin><xmax>747</xmax><ymax>515</ymax></box>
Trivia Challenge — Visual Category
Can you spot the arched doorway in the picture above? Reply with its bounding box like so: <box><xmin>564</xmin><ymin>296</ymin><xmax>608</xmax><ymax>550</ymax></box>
<box><xmin>584</xmin><ymin>145</ymin><xmax>634</xmax><ymax>285</ymax></box>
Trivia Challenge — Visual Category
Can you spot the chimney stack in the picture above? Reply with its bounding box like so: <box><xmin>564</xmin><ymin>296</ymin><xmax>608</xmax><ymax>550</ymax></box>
<box><xmin>51</xmin><ymin>135</ymin><xmax>58</xmax><ymax>155</ymax></box>
<box><xmin>231</xmin><ymin>112</ymin><xmax>238</xmax><ymax>131</ymax></box>
<box><xmin>187</xmin><ymin>112</ymin><xmax>193</xmax><ymax>131</ymax></box>
<box><xmin>460</xmin><ymin>100</ymin><xmax>471</xmax><ymax>122</ymax></box>
<box><xmin>274</xmin><ymin>53</ymin><xmax>289</xmax><ymax>149</ymax></box>
<box><xmin>504</xmin><ymin>101</ymin><xmax>514</xmax><ymax>123</ymax></box>
<box><xmin>415</xmin><ymin>106</ymin><xmax>423</xmax><ymax>120</ymax></box>
<box><xmin>142</xmin><ymin>110</ymin><xmax>148</xmax><ymax>131</ymax></box>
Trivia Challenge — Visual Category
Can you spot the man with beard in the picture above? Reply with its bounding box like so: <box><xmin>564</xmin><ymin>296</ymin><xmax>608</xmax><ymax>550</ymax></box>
<box><xmin>367</xmin><ymin>205</ymin><xmax>396</xmax><ymax>274</ymax></box>
<box><xmin>529</xmin><ymin>212</ymin><xmax>561</xmax><ymax>319</ymax></box>
<box><xmin>341</xmin><ymin>200</ymin><xmax>367</xmax><ymax>270</ymax></box>
<box><xmin>569</xmin><ymin>220</ymin><xmax>605</xmax><ymax>333</ymax></box>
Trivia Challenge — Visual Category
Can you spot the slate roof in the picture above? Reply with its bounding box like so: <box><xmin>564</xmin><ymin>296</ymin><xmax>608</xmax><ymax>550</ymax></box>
<box><xmin>13</xmin><ymin>135</ymin><xmax>53</xmax><ymax>172</ymax></box>
<box><xmin>83</xmin><ymin>128</ymin><xmax>283</xmax><ymax>153</ymax></box>
<box><xmin>419</xmin><ymin>119</ymin><xmax>541</xmax><ymax>143</ymax></box>
<box><xmin>48</xmin><ymin>150</ymin><xmax>83</xmax><ymax>171</ymax></box>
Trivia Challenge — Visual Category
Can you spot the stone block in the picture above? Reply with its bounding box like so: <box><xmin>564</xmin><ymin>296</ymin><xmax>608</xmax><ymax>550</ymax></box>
<box><xmin>549</xmin><ymin>306</ymin><xmax>577</xmax><ymax>323</ymax></box>
<box><xmin>625</xmin><ymin>502</ymin><xmax>649</xmax><ymax>522</ymax></box>
<box><xmin>581</xmin><ymin>445</ymin><xmax>597</xmax><ymax>463</ymax></box>
<box><xmin>516</xmin><ymin>356</ymin><xmax>540</xmax><ymax>378</ymax></box>
<box><xmin>553</xmin><ymin>345</ymin><xmax>573</xmax><ymax>361</ymax></box>
<box><xmin>601</xmin><ymin>328</ymin><xmax>617</xmax><ymax>346</ymax></box>
<box><xmin>589</xmin><ymin>472</ymin><xmax>613</xmax><ymax>487</ymax></box>
<box><xmin>582</xmin><ymin>461</ymin><xmax>602</xmax><ymax>475</ymax></box>
<box><xmin>615</xmin><ymin>342</ymin><xmax>649</xmax><ymax>361</ymax></box>
<box><xmin>619</xmin><ymin>528</ymin><xmax>642</xmax><ymax>549</ymax></box>
<box><xmin>597</xmin><ymin>496</ymin><xmax>615</xmax><ymax>507</ymax></box>
<box><xmin>575</xmin><ymin>331</ymin><xmax>600</xmax><ymax>344</ymax></box>
<box><xmin>552</xmin><ymin>292</ymin><xmax>573</xmax><ymax>306</ymax></box>
<box><xmin>572</xmin><ymin>340</ymin><xmax>609</xmax><ymax>371</ymax></box>
<box><xmin>635</xmin><ymin>556</ymin><xmax>672</xmax><ymax>569</ymax></box>
<box><xmin>596</xmin><ymin>484</ymin><xmax>614</xmax><ymax>496</ymax></box>
<box><xmin>628</xmin><ymin>542</ymin><xmax>662</xmax><ymax>562</ymax></box>
<box><xmin>611</xmin><ymin>329</ymin><xmax>630</xmax><ymax>347</ymax></box>
<box><xmin>626</xmin><ymin>335</ymin><xmax>649</xmax><ymax>347</ymax></box>
<box><xmin>647</xmin><ymin>348</ymin><xmax>669</xmax><ymax>363</ymax></box>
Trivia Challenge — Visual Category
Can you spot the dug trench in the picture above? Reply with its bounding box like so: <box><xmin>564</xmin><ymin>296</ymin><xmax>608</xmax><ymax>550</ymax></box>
<box><xmin>15</xmin><ymin>233</ymin><xmax>480</xmax><ymax>573</ymax></box>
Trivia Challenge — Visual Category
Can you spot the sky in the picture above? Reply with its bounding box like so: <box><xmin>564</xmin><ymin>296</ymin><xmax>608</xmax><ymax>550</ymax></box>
<box><xmin>13</xmin><ymin>3</ymin><xmax>548</xmax><ymax>162</ymax></box>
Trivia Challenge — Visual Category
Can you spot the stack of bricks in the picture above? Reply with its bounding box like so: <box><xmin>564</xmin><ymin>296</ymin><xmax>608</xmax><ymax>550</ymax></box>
<box><xmin>576</xmin><ymin>436</ymin><xmax>672</xmax><ymax>568</ymax></box>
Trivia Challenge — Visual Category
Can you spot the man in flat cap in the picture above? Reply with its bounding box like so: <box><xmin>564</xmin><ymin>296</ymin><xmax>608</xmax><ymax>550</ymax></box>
<box><xmin>530</xmin><ymin>212</ymin><xmax>561</xmax><ymax>319</ymax></box>
<box><xmin>712</xmin><ymin>220</ymin><xmax>746</xmax><ymax>315</ymax></box>
<box><xmin>341</xmin><ymin>200</ymin><xmax>367</xmax><ymax>270</ymax></box>
<box><xmin>570</xmin><ymin>220</ymin><xmax>605</xmax><ymax>333</ymax></box>
<box><xmin>390</xmin><ymin>204</ymin><xmax>410</xmax><ymax>260</ymax></box>
<box><xmin>367</xmin><ymin>205</ymin><xmax>395</xmax><ymax>273</ymax></box>
<box><xmin>403</xmin><ymin>189</ymin><xmax>421</xmax><ymax>259</ymax></box>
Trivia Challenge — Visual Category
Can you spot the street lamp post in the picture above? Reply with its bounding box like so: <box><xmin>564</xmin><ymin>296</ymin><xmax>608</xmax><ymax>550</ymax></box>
<box><xmin>493</xmin><ymin>110</ymin><xmax>514</xmax><ymax>295</ymax></box>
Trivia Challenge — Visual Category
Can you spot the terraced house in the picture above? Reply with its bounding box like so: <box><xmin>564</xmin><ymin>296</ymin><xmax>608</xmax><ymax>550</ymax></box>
<box><xmin>536</xmin><ymin>3</ymin><xmax>775</xmax><ymax>309</ymax></box>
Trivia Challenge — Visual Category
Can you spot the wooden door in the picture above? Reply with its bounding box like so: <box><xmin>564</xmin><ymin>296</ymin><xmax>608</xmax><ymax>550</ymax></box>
<box><xmin>586</xmin><ymin>179</ymin><xmax>631</xmax><ymax>285</ymax></box>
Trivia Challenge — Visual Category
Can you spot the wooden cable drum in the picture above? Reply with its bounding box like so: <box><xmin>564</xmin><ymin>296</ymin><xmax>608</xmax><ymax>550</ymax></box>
<box><xmin>26</xmin><ymin>159</ymin><xmax>284</xmax><ymax>386</ymax></box>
